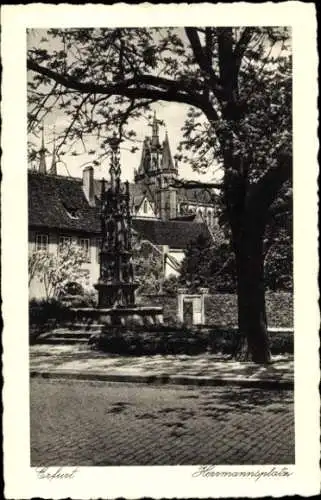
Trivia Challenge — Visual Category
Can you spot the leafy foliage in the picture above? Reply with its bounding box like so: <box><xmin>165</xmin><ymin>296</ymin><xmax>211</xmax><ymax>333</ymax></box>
<box><xmin>132</xmin><ymin>231</ymin><xmax>163</xmax><ymax>294</ymax></box>
<box><xmin>180</xmin><ymin>220</ymin><xmax>292</xmax><ymax>293</ymax></box>
<box><xmin>179</xmin><ymin>231</ymin><xmax>237</xmax><ymax>292</ymax></box>
<box><xmin>27</xmin><ymin>27</ymin><xmax>291</xmax><ymax>174</ymax></box>
<box><xmin>29</xmin><ymin>242</ymin><xmax>88</xmax><ymax>300</ymax></box>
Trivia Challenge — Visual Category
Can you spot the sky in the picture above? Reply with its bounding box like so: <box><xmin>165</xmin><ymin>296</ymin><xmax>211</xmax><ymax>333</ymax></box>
<box><xmin>37</xmin><ymin>100</ymin><xmax>219</xmax><ymax>183</ymax></box>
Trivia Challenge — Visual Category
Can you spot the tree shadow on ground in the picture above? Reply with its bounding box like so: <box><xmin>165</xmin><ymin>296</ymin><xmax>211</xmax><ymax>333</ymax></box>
<box><xmin>199</xmin><ymin>387</ymin><xmax>293</xmax><ymax>416</ymax></box>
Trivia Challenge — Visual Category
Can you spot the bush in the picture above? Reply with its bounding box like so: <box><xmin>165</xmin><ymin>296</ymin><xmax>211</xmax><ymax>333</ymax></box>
<box><xmin>62</xmin><ymin>289</ymin><xmax>98</xmax><ymax>307</ymax></box>
<box><xmin>91</xmin><ymin>325</ymin><xmax>293</xmax><ymax>356</ymax></box>
<box><xmin>162</xmin><ymin>276</ymin><xmax>179</xmax><ymax>296</ymax></box>
<box><xmin>29</xmin><ymin>298</ymin><xmax>72</xmax><ymax>342</ymax></box>
<box><xmin>29</xmin><ymin>298</ymin><xmax>71</xmax><ymax>324</ymax></box>
<box><xmin>62</xmin><ymin>281</ymin><xmax>85</xmax><ymax>296</ymax></box>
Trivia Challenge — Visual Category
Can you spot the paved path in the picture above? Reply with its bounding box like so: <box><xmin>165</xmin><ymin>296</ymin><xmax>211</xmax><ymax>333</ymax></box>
<box><xmin>30</xmin><ymin>345</ymin><xmax>293</xmax><ymax>388</ymax></box>
<box><xmin>30</xmin><ymin>379</ymin><xmax>294</xmax><ymax>466</ymax></box>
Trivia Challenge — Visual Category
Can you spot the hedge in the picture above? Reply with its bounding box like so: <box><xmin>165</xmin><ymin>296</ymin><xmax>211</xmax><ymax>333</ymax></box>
<box><xmin>91</xmin><ymin>325</ymin><xmax>293</xmax><ymax>356</ymax></box>
<box><xmin>137</xmin><ymin>292</ymin><xmax>293</xmax><ymax>328</ymax></box>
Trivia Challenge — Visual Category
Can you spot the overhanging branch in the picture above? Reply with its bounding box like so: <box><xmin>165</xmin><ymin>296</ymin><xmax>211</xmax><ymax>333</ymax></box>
<box><xmin>27</xmin><ymin>58</ymin><xmax>207</xmax><ymax>110</ymax></box>
<box><xmin>233</xmin><ymin>28</ymin><xmax>255</xmax><ymax>75</ymax></box>
<box><xmin>185</xmin><ymin>27</ymin><xmax>224</xmax><ymax>100</ymax></box>
<box><xmin>169</xmin><ymin>178</ymin><xmax>223</xmax><ymax>190</ymax></box>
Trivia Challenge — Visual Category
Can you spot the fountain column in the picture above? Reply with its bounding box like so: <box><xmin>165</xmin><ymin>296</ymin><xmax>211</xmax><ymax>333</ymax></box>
<box><xmin>95</xmin><ymin>134</ymin><xmax>138</xmax><ymax>308</ymax></box>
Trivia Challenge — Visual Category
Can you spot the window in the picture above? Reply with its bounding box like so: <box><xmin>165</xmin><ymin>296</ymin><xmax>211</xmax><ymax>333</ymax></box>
<box><xmin>79</xmin><ymin>238</ymin><xmax>91</xmax><ymax>262</ymax></box>
<box><xmin>35</xmin><ymin>234</ymin><xmax>49</xmax><ymax>252</ymax></box>
<box><xmin>143</xmin><ymin>199</ymin><xmax>148</xmax><ymax>214</ymax></box>
<box><xmin>207</xmin><ymin>210</ymin><xmax>213</xmax><ymax>227</ymax></box>
<box><xmin>59</xmin><ymin>235</ymin><xmax>72</xmax><ymax>248</ymax></box>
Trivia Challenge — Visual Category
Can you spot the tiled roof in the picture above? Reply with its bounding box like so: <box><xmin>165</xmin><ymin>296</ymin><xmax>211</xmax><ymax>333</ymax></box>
<box><xmin>132</xmin><ymin>218</ymin><xmax>210</xmax><ymax>249</ymax></box>
<box><xmin>28</xmin><ymin>172</ymin><xmax>211</xmax><ymax>248</ymax></box>
<box><xmin>28</xmin><ymin>172</ymin><xmax>101</xmax><ymax>234</ymax></box>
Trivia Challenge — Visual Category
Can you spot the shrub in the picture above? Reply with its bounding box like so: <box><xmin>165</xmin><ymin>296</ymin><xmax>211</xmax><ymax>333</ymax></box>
<box><xmin>162</xmin><ymin>276</ymin><xmax>180</xmax><ymax>296</ymax></box>
<box><xmin>62</xmin><ymin>289</ymin><xmax>98</xmax><ymax>307</ymax></box>
<box><xmin>29</xmin><ymin>298</ymin><xmax>72</xmax><ymax>342</ymax></box>
<box><xmin>91</xmin><ymin>325</ymin><xmax>293</xmax><ymax>356</ymax></box>
<box><xmin>62</xmin><ymin>281</ymin><xmax>85</xmax><ymax>296</ymax></box>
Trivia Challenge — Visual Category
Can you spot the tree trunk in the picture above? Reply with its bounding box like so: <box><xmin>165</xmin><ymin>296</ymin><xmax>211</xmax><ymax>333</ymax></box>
<box><xmin>233</xmin><ymin>228</ymin><xmax>271</xmax><ymax>364</ymax></box>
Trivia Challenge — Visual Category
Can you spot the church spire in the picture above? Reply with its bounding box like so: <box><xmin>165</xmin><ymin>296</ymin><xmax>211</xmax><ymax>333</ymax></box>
<box><xmin>161</xmin><ymin>129</ymin><xmax>175</xmax><ymax>171</ymax></box>
<box><xmin>49</xmin><ymin>126</ymin><xmax>57</xmax><ymax>175</ymax></box>
<box><xmin>39</xmin><ymin>124</ymin><xmax>47</xmax><ymax>174</ymax></box>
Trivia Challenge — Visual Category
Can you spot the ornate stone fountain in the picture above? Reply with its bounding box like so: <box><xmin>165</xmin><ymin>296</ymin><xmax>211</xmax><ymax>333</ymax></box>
<box><xmin>94</xmin><ymin>135</ymin><xmax>138</xmax><ymax>309</ymax></box>
<box><xmin>74</xmin><ymin>135</ymin><xmax>163</xmax><ymax>328</ymax></box>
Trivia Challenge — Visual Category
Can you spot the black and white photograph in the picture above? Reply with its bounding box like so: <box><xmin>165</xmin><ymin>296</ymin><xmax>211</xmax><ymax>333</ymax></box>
<box><xmin>2</xmin><ymin>3</ymin><xmax>319</xmax><ymax>499</ymax></box>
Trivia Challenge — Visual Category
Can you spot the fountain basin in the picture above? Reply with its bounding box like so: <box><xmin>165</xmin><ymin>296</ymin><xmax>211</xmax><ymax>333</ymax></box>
<box><xmin>71</xmin><ymin>306</ymin><xmax>164</xmax><ymax>327</ymax></box>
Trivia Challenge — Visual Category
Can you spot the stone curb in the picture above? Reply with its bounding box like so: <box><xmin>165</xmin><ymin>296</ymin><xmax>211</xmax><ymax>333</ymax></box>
<box><xmin>30</xmin><ymin>370</ymin><xmax>294</xmax><ymax>390</ymax></box>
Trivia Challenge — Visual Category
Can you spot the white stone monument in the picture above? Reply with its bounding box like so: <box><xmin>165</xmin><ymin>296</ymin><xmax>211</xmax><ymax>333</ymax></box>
<box><xmin>177</xmin><ymin>287</ymin><xmax>209</xmax><ymax>325</ymax></box>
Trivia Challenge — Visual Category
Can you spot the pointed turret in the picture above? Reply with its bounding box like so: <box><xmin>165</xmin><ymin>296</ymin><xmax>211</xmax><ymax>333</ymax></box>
<box><xmin>138</xmin><ymin>137</ymin><xmax>149</xmax><ymax>173</ymax></box>
<box><xmin>161</xmin><ymin>130</ymin><xmax>175</xmax><ymax>172</ymax></box>
<box><xmin>49</xmin><ymin>127</ymin><xmax>57</xmax><ymax>175</ymax></box>
<box><xmin>39</xmin><ymin>125</ymin><xmax>47</xmax><ymax>174</ymax></box>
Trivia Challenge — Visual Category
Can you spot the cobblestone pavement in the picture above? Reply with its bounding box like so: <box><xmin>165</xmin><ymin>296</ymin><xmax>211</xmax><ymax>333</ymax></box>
<box><xmin>30</xmin><ymin>379</ymin><xmax>294</xmax><ymax>466</ymax></box>
<box><xmin>30</xmin><ymin>345</ymin><xmax>293</xmax><ymax>385</ymax></box>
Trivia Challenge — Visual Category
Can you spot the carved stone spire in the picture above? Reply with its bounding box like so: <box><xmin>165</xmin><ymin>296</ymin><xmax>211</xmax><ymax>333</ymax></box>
<box><xmin>109</xmin><ymin>132</ymin><xmax>121</xmax><ymax>191</ymax></box>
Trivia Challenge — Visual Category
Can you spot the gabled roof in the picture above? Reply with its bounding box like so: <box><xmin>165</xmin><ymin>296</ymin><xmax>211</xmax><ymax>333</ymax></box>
<box><xmin>132</xmin><ymin>218</ymin><xmax>210</xmax><ymax>249</ymax></box>
<box><xmin>28</xmin><ymin>171</ymin><xmax>101</xmax><ymax>234</ymax></box>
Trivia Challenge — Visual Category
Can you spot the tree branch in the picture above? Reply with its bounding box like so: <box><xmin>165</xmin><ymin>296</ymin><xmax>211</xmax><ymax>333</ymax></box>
<box><xmin>27</xmin><ymin>58</ymin><xmax>207</xmax><ymax>110</ymax></box>
<box><xmin>217</xmin><ymin>29</ymin><xmax>234</xmax><ymax>84</ymax></box>
<box><xmin>185</xmin><ymin>27</ymin><xmax>224</xmax><ymax>99</ymax></box>
<box><xmin>169</xmin><ymin>178</ymin><xmax>223</xmax><ymax>190</ymax></box>
<box><xmin>233</xmin><ymin>28</ymin><xmax>255</xmax><ymax>76</ymax></box>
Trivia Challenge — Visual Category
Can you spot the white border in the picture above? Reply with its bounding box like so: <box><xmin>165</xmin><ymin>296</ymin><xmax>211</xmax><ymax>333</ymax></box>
<box><xmin>2</xmin><ymin>2</ymin><xmax>320</xmax><ymax>498</ymax></box>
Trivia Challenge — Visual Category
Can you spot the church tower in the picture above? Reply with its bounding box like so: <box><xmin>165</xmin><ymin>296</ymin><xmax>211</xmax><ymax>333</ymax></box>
<box><xmin>134</xmin><ymin>113</ymin><xmax>178</xmax><ymax>220</ymax></box>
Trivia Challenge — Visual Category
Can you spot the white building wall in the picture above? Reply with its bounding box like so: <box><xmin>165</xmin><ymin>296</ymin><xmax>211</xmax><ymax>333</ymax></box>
<box><xmin>28</xmin><ymin>230</ymin><xmax>100</xmax><ymax>300</ymax></box>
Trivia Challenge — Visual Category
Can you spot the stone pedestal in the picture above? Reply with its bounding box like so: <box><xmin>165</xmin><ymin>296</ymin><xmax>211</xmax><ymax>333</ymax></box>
<box><xmin>94</xmin><ymin>282</ymin><xmax>139</xmax><ymax>308</ymax></box>
<box><xmin>72</xmin><ymin>306</ymin><xmax>164</xmax><ymax>327</ymax></box>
